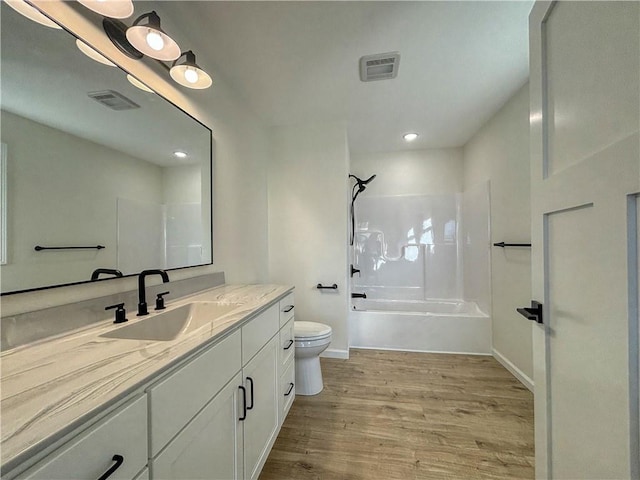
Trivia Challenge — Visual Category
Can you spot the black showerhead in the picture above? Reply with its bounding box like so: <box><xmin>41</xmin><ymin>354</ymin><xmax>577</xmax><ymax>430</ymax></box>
<box><xmin>349</xmin><ymin>173</ymin><xmax>377</xmax><ymax>188</ymax></box>
<box><xmin>361</xmin><ymin>174</ymin><xmax>376</xmax><ymax>185</ymax></box>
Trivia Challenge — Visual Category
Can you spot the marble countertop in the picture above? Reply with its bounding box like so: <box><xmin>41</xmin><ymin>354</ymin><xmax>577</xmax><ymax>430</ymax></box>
<box><xmin>0</xmin><ymin>283</ymin><xmax>292</xmax><ymax>471</ymax></box>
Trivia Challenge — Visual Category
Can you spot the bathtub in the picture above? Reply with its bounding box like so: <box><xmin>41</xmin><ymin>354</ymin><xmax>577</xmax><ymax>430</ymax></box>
<box><xmin>349</xmin><ymin>298</ymin><xmax>491</xmax><ymax>354</ymax></box>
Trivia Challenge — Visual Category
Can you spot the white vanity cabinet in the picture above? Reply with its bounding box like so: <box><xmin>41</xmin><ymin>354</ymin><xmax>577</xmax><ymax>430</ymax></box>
<box><xmin>5</xmin><ymin>291</ymin><xmax>296</xmax><ymax>480</ymax></box>
<box><xmin>16</xmin><ymin>395</ymin><xmax>147</xmax><ymax>480</ymax></box>
<box><xmin>149</xmin><ymin>302</ymin><xmax>290</xmax><ymax>480</ymax></box>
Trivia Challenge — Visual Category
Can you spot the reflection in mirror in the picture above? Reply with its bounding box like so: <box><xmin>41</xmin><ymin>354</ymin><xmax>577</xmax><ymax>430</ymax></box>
<box><xmin>0</xmin><ymin>3</ymin><xmax>213</xmax><ymax>294</ymax></box>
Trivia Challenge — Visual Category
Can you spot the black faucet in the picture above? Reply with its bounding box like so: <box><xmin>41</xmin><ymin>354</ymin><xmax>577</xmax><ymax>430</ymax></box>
<box><xmin>351</xmin><ymin>292</ymin><xmax>367</xmax><ymax>299</ymax></box>
<box><xmin>91</xmin><ymin>268</ymin><xmax>123</xmax><ymax>281</ymax></box>
<box><xmin>137</xmin><ymin>269</ymin><xmax>170</xmax><ymax>316</ymax></box>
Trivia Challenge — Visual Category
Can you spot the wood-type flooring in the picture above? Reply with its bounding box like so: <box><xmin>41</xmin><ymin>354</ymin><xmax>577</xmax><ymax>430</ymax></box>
<box><xmin>260</xmin><ymin>349</ymin><xmax>534</xmax><ymax>480</ymax></box>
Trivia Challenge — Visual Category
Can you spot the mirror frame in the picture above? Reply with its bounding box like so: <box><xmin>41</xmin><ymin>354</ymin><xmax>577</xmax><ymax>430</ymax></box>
<box><xmin>0</xmin><ymin>5</ymin><xmax>214</xmax><ymax>297</ymax></box>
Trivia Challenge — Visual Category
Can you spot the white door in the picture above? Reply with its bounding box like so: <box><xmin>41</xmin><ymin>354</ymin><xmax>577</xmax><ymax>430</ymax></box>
<box><xmin>529</xmin><ymin>2</ymin><xmax>639</xmax><ymax>478</ymax></box>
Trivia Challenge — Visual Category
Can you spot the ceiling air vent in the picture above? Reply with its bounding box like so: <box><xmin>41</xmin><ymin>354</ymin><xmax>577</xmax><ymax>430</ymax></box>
<box><xmin>359</xmin><ymin>52</ymin><xmax>400</xmax><ymax>82</ymax></box>
<box><xmin>87</xmin><ymin>90</ymin><xmax>140</xmax><ymax>111</ymax></box>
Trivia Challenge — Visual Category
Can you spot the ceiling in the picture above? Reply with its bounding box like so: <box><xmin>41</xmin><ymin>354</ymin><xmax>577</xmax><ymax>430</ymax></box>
<box><xmin>157</xmin><ymin>1</ymin><xmax>534</xmax><ymax>154</ymax></box>
<box><xmin>2</xmin><ymin>1</ymin><xmax>533</xmax><ymax>158</ymax></box>
<box><xmin>1</xmin><ymin>2</ymin><xmax>210</xmax><ymax>167</ymax></box>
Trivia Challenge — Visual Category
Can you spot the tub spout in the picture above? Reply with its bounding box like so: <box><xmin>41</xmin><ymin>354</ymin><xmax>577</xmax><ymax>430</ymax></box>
<box><xmin>351</xmin><ymin>292</ymin><xmax>367</xmax><ymax>299</ymax></box>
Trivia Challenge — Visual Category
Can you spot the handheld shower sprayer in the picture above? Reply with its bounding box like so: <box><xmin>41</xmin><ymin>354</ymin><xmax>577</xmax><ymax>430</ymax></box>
<box><xmin>349</xmin><ymin>173</ymin><xmax>377</xmax><ymax>245</ymax></box>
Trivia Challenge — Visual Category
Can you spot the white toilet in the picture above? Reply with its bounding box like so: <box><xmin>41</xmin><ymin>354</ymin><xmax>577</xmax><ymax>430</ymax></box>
<box><xmin>294</xmin><ymin>321</ymin><xmax>332</xmax><ymax>395</ymax></box>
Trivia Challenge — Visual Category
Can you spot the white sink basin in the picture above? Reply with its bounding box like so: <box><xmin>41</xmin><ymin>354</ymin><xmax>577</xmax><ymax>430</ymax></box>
<box><xmin>101</xmin><ymin>302</ymin><xmax>241</xmax><ymax>341</ymax></box>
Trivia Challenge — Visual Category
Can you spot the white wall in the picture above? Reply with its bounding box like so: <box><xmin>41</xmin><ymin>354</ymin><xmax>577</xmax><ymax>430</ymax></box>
<box><xmin>350</xmin><ymin>149</ymin><xmax>464</xmax><ymax>196</ymax></box>
<box><xmin>268</xmin><ymin>122</ymin><xmax>350</xmax><ymax>357</ymax></box>
<box><xmin>162</xmin><ymin>165</ymin><xmax>201</xmax><ymax>204</ymax></box>
<box><xmin>4</xmin><ymin>1</ymin><xmax>270</xmax><ymax>315</ymax></box>
<box><xmin>1</xmin><ymin>110</ymin><xmax>163</xmax><ymax>292</ymax></box>
<box><xmin>463</xmin><ymin>82</ymin><xmax>533</xmax><ymax>386</ymax></box>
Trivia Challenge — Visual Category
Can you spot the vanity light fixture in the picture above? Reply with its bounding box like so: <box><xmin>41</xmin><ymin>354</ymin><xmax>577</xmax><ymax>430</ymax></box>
<box><xmin>173</xmin><ymin>151</ymin><xmax>188</xmax><ymax>159</ymax></box>
<box><xmin>77</xmin><ymin>0</ymin><xmax>133</xmax><ymax>19</ymax></box>
<box><xmin>170</xmin><ymin>51</ymin><xmax>213</xmax><ymax>90</ymax></box>
<box><xmin>5</xmin><ymin>0</ymin><xmax>62</xmax><ymax>29</ymax></box>
<box><xmin>126</xmin><ymin>11</ymin><xmax>180</xmax><ymax>61</ymax></box>
<box><xmin>126</xmin><ymin>74</ymin><xmax>154</xmax><ymax>93</ymax></box>
<box><xmin>403</xmin><ymin>132</ymin><xmax>419</xmax><ymax>142</ymax></box>
<box><xmin>85</xmin><ymin>5</ymin><xmax>213</xmax><ymax>90</ymax></box>
<box><xmin>76</xmin><ymin>39</ymin><xmax>116</xmax><ymax>67</ymax></box>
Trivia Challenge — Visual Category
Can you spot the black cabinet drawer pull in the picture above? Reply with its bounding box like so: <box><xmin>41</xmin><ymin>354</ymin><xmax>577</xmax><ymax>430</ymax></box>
<box><xmin>97</xmin><ymin>455</ymin><xmax>124</xmax><ymax>480</ymax></box>
<box><xmin>284</xmin><ymin>383</ymin><xmax>294</xmax><ymax>396</ymax></box>
<box><xmin>246</xmin><ymin>377</ymin><xmax>254</xmax><ymax>410</ymax></box>
<box><xmin>283</xmin><ymin>339</ymin><xmax>294</xmax><ymax>350</ymax></box>
<box><xmin>283</xmin><ymin>305</ymin><xmax>294</xmax><ymax>313</ymax></box>
<box><xmin>238</xmin><ymin>386</ymin><xmax>247</xmax><ymax>421</ymax></box>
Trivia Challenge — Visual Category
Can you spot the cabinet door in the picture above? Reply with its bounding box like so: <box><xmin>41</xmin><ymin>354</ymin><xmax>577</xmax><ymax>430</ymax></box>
<box><xmin>18</xmin><ymin>396</ymin><xmax>147</xmax><ymax>480</ymax></box>
<box><xmin>152</xmin><ymin>372</ymin><xmax>244</xmax><ymax>480</ymax></box>
<box><xmin>278</xmin><ymin>293</ymin><xmax>295</xmax><ymax>328</ymax></box>
<box><xmin>279</xmin><ymin>317</ymin><xmax>295</xmax><ymax>367</ymax></box>
<box><xmin>148</xmin><ymin>330</ymin><xmax>241</xmax><ymax>456</ymax></box>
<box><xmin>242</xmin><ymin>336</ymin><xmax>279</xmax><ymax>480</ymax></box>
<box><xmin>279</xmin><ymin>358</ymin><xmax>295</xmax><ymax>423</ymax></box>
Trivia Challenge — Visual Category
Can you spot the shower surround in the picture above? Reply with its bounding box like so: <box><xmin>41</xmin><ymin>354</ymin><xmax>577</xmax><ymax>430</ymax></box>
<box><xmin>349</xmin><ymin>182</ymin><xmax>491</xmax><ymax>354</ymax></box>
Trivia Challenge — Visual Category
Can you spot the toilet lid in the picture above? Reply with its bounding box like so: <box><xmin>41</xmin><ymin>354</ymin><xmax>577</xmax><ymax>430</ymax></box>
<box><xmin>294</xmin><ymin>321</ymin><xmax>332</xmax><ymax>339</ymax></box>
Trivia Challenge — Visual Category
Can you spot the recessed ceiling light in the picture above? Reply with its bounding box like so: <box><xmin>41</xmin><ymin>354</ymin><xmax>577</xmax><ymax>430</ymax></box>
<box><xmin>403</xmin><ymin>133</ymin><xmax>419</xmax><ymax>142</ymax></box>
<box><xmin>173</xmin><ymin>151</ymin><xmax>188</xmax><ymax>159</ymax></box>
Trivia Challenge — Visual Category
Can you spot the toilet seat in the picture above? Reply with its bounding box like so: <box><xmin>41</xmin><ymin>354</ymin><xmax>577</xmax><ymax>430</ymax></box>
<box><xmin>294</xmin><ymin>321</ymin><xmax>332</xmax><ymax>341</ymax></box>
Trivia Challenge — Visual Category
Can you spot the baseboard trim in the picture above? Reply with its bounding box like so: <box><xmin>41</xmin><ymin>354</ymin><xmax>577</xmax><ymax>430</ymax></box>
<box><xmin>351</xmin><ymin>345</ymin><xmax>491</xmax><ymax>356</ymax></box>
<box><xmin>321</xmin><ymin>348</ymin><xmax>349</xmax><ymax>359</ymax></box>
<box><xmin>492</xmin><ymin>348</ymin><xmax>534</xmax><ymax>392</ymax></box>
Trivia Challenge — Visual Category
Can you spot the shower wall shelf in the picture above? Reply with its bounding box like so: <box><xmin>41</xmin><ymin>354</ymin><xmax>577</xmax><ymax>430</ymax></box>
<box><xmin>493</xmin><ymin>242</ymin><xmax>531</xmax><ymax>248</ymax></box>
<box><xmin>35</xmin><ymin>245</ymin><xmax>106</xmax><ymax>251</ymax></box>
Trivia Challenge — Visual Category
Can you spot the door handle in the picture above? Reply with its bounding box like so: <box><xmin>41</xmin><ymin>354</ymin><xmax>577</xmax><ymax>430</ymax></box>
<box><xmin>246</xmin><ymin>377</ymin><xmax>254</xmax><ymax>410</ymax></box>
<box><xmin>516</xmin><ymin>301</ymin><xmax>543</xmax><ymax>324</ymax></box>
<box><xmin>238</xmin><ymin>386</ymin><xmax>247</xmax><ymax>421</ymax></box>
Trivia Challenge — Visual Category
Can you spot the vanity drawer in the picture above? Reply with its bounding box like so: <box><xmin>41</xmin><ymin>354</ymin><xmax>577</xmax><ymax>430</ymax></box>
<box><xmin>18</xmin><ymin>395</ymin><xmax>147</xmax><ymax>480</ymax></box>
<box><xmin>242</xmin><ymin>304</ymin><xmax>279</xmax><ymax>365</ymax></box>
<box><xmin>279</xmin><ymin>359</ymin><xmax>295</xmax><ymax>422</ymax></box>
<box><xmin>279</xmin><ymin>293</ymin><xmax>295</xmax><ymax>327</ymax></box>
<box><xmin>148</xmin><ymin>330</ymin><xmax>241</xmax><ymax>457</ymax></box>
<box><xmin>279</xmin><ymin>317</ymin><xmax>295</xmax><ymax>366</ymax></box>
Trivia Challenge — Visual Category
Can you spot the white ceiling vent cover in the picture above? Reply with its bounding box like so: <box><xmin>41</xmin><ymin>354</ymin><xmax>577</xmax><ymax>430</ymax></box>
<box><xmin>87</xmin><ymin>90</ymin><xmax>140</xmax><ymax>111</ymax></box>
<box><xmin>359</xmin><ymin>52</ymin><xmax>400</xmax><ymax>82</ymax></box>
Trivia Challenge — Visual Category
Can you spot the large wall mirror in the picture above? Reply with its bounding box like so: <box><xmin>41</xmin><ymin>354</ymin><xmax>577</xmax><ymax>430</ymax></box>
<box><xmin>0</xmin><ymin>2</ymin><xmax>213</xmax><ymax>295</ymax></box>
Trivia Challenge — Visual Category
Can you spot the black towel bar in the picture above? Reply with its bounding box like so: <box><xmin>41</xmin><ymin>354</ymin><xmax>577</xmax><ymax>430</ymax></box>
<box><xmin>493</xmin><ymin>242</ymin><xmax>531</xmax><ymax>248</ymax></box>
<box><xmin>317</xmin><ymin>283</ymin><xmax>338</xmax><ymax>290</ymax></box>
<box><xmin>35</xmin><ymin>245</ymin><xmax>105</xmax><ymax>251</ymax></box>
